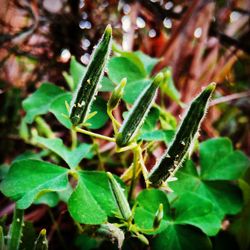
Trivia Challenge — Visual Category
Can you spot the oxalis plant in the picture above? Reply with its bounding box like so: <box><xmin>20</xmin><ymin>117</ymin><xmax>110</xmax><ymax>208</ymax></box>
<box><xmin>1</xmin><ymin>25</ymin><xmax>249</xmax><ymax>250</ymax></box>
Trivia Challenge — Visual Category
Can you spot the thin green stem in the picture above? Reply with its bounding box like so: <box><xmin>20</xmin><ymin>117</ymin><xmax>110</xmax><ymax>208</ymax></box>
<box><xmin>107</xmin><ymin>110</ymin><xmax>121</xmax><ymax>135</ymax></box>
<box><xmin>75</xmin><ymin>127</ymin><xmax>115</xmax><ymax>142</ymax></box>
<box><xmin>71</xmin><ymin>129</ymin><xmax>77</xmax><ymax>150</ymax></box>
<box><xmin>116</xmin><ymin>142</ymin><xmax>137</xmax><ymax>153</ymax></box>
<box><xmin>92</xmin><ymin>138</ymin><xmax>105</xmax><ymax>171</ymax></box>
<box><xmin>128</xmin><ymin>145</ymin><xmax>140</xmax><ymax>201</ymax></box>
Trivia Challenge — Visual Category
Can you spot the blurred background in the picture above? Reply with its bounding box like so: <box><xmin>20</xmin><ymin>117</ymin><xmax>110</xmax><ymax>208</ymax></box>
<box><xmin>0</xmin><ymin>0</ymin><xmax>250</xmax><ymax>249</ymax></box>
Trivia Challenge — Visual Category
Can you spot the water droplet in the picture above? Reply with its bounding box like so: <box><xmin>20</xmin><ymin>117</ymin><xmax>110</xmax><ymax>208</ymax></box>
<box><xmin>81</xmin><ymin>39</ymin><xmax>90</xmax><ymax>50</ymax></box>
<box><xmin>163</xmin><ymin>18</ymin><xmax>172</xmax><ymax>29</ymax></box>
<box><xmin>60</xmin><ymin>49</ymin><xmax>71</xmax><ymax>63</ymax></box>
<box><xmin>148</xmin><ymin>29</ymin><xmax>156</xmax><ymax>38</ymax></box>
<box><xmin>123</xmin><ymin>4</ymin><xmax>131</xmax><ymax>14</ymax></box>
<box><xmin>194</xmin><ymin>27</ymin><xmax>202</xmax><ymax>38</ymax></box>
<box><xmin>79</xmin><ymin>20</ymin><xmax>92</xmax><ymax>29</ymax></box>
<box><xmin>136</xmin><ymin>17</ymin><xmax>146</xmax><ymax>28</ymax></box>
<box><xmin>165</xmin><ymin>1</ymin><xmax>173</xmax><ymax>10</ymax></box>
<box><xmin>230</xmin><ymin>11</ymin><xmax>241</xmax><ymax>22</ymax></box>
<box><xmin>80</xmin><ymin>53</ymin><xmax>90</xmax><ymax>65</ymax></box>
<box><xmin>122</xmin><ymin>16</ymin><xmax>131</xmax><ymax>32</ymax></box>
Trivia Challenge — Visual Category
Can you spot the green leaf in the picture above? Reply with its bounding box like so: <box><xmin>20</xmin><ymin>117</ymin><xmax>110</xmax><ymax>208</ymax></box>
<box><xmin>115</xmin><ymin>51</ymin><xmax>147</xmax><ymax>75</ymax></box>
<box><xmin>100</xmin><ymin>77</ymin><xmax>115</xmax><ymax>92</ymax></box>
<box><xmin>13</xmin><ymin>150</ymin><xmax>44</xmax><ymax>162</ymax></box>
<box><xmin>33</xmin><ymin>192</ymin><xmax>59</xmax><ymax>207</ymax></box>
<box><xmin>70</xmin><ymin>56</ymin><xmax>86</xmax><ymax>90</ymax></box>
<box><xmin>141</xmin><ymin>107</ymin><xmax>160</xmax><ymax>132</ymax></box>
<box><xmin>108</xmin><ymin>56</ymin><xmax>148</xmax><ymax>103</ymax></box>
<box><xmin>135</xmin><ymin>51</ymin><xmax>159</xmax><ymax>74</ymax></box>
<box><xmin>200</xmin><ymin>138</ymin><xmax>250</xmax><ymax>180</ymax></box>
<box><xmin>160</xmin><ymin>68</ymin><xmax>182</xmax><ymax>105</ymax></box>
<box><xmin>35</xmin><ymin>136</ymin><xmax>94</xmax><ymax>169</ymax></box>
<box><xmin>139</xmin><ymin>130</ymin><xmax>167</xmax><ymax>142</ymax></box>
<box><xmin>134</xmin><ymin>189</ymin><xmax>221</xmax><ymax>236</ymax></box>
<box><xmin>169</xmin><ymin>160</ymin><xmax>243</xmax><ymax>217</ymax></box>
<box><xmin>68</xmin><ymin>171</ymin><xmax>119</xmax><ymax>224</ymax></box>
<box><xmin>87</xmin><ymin>96</ymin><xmax>109</xmax><ymax>129</ymax></box>
<box><xmin>23</xmin><ymin>83</ymin><xmax>65</xmax><ymax>123</ymax></box>
<box><xmin>0</xmin><ymin>160</ymin><xmax>68</xmax><ymax>209</ymax></box>
<box><xmin>152</xmin><ymin>225</ymin><xmax>212</xmax><ymax>250</ymax></box>
<box><xmin>134</xmin><ymin>189</ymin><xmax>170</xmax><ymax>234</ymax></box>
<box><xmin>139</xmin><ymin>130</ymin><xmax>175</xmax><ymax>144</ymax></box>
<box><xmin>49</xmin><ymin>92</ymin><xmax>72</xmax><ymax>129</ymax></box>
<box><xmin>171</xmin><ymin>192</ymin><xmax>221</xmax><ymax>236</ymax></box>
<box><xmin>108</xmin><ymin>56</ymin><xmax>146</xmax><ymax>82</ymax></box>
<box><xmin>229</xmin><ymin>179</ymin><xmax>250</xmax><ymax>250</ymax></box>
<box><xmin>49</xmin><ymin>92</ymin><xmax>108</xmax><ymax>130</ymax></box>
<box><xmin>123</xmin><ymin>79</ymin><xmax>151</xmax><ymax>104</ymax></box>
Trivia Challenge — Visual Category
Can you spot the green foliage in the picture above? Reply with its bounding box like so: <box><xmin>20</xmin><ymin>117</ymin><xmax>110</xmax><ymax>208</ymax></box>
<box><xmin>68</xmin><ymin>171</ymin><xmax>119</xmax><ymax>224</ymax></box>
<box><xmin>35</xmin><ymin>136</ymin><xmax>94</xmax><ymax>169</ymax></box>
<box><xmin>23</xmin><ymin>83</ymin><xmax>65</xmax><ymax>123</ymax></box>
<box><xmin>169</xmin><ymin>138</ymin><xmax>250</xmax><ymax>218</ymax></box>
<box><xmin>1</xmin><ymin>26</ymin><xmax>249</xmax><ymax>250</ymax></box>
<box><xmin>0</xmin><ymin>160</ymin><xmax>69</xmax><ymax>209</ymax></box>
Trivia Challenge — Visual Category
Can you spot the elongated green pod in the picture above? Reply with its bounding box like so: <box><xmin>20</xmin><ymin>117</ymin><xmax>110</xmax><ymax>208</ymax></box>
<box><xmin>116</xmin><ymin>73</ymin><xmax>164</xmax><ymax>147</ymax></box>
<box><xmin>33</xmin><ymin>229</ymin><xmax>48</xmax><ymax>250</ymax></box>
<box><xmin>107</xmin><ymin>172</ymin><xmax>132</xmax><ymax>221</ymax></box>
<box><xmin>69</xmin><ymin>25</ymin><xmax>112</xmax><ymax>125</ymax></box>
<box><xmin>107</xmin><ymin>78</ymin><xmax>127</xmax><ymax>111</ymax></box>
<box><xmin>148</xmin><ymin>83</ymin><xmax>216</xmax><ymax>187</ymax></box>
<box><xmin>7</xmin><ymin>208</ymin><xmax>24</xmax><ymax>250</ymax></box>
<box><xmin>153</xmin><ymin>203</ymin><xmax>163</xmax><ymax>230</ymax></box>
<box><xmin>135</xmin><ymin>233</ymin><xmax>149</xmax><ymax>245</ymax></box>
<box><xmin>0</xmin><ymin>226</ymin><xmax>4</xmax><ymax>250</ymax></box>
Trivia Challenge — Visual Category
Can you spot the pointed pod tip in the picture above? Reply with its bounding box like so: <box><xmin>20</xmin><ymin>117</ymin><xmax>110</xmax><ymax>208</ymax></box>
<box><xmin>153</xmin><ymin>72</ymin><xmax>164</xmax><ymax>87</ymax></box>
<box><xmin>205</xmin><ymin>82</ymin><xmax>216</xmax><ymax>93</ymax></box>
<box><xmin>120</xmin><ymin>78</ymin><xmax>127</xmax><ymax>87</ymax></box>
<box><xmin>107</xmin><ymin>172</ymin><xmax>113</xmax><ymax>179</ymax></box>
<box><xmin>40</xmin><ymin>229</ymin><xmax>46</xmax><ymax>235</ymax></box>
<box><xmin>105</xmin><ymin>24</ymin><xmax>112</xmax><ymax>35</ymax></box>
<box><xmin>159</xmin><ymin>203</ymin><xmax>163</xmax><ymax>210</ymax></box>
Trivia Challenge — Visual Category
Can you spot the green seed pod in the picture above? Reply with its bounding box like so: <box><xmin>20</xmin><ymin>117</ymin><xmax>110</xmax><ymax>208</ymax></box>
<box><xmin>7</xmin><ymin>208</ymin><xmax>24</xmax><ymax>250</ymax></box>
<box><xmin>107</xmin><ymin>172</ymin><xmax>132</xmax><ymax>221</ymax></box>
<box><xmin>69</xmin><ymin>25</ymin><xmax>112</xmax><ymax>126</ymax></box>
<box><xmin>135</xmin><ymin>233</ymin><xmax>149</xmax><ymax>245</ymax></box>
<box><xmin>116</xmin><ymin>73</ymin><xmax>164</xmax><ymax>147</ymax></box>
<box><xmin>148</xmin><ymin>83</ymin><xmax>216</xmax><ymax>187</ymax></box>
<box><xmin>153</xmin><ymin>203</ymin><xmax>163</xmax><ymax>230</ymax></box>
<box><xmin>107</xmin><ymin>78</ymin><xmax>127</xmax><ymax>111</ymax></box>
<box><xmin>34</xmin><ymin>229</ymin><xmax>48</xmax><ymax>250</ymax></box>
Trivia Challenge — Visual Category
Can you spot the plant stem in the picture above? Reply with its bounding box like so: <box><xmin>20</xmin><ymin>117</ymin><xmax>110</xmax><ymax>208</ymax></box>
<box><xmin>128</xmin><ymin>145</ymin><xmax>140</xmax><ymax>201</ymax></box>
<box><xmin>0</xmin><ymin>226</ymin><xmax>4</xmax><ymax>250</ymax></box>
<box><xmin>71</xmin><ymin>129</ymin><xmax>77</xmax><ymax>150</ymax></box>
<box><xmin>7</xmin><ymin>207</ymin><xmax>24</xmax><ymax>250</ymax></box>
<box><xmin>107</xmin><ymin>110</ymin><xmax>121</xmax><ymax>135</ymax></box>
<box><xmin>74</xmin><ymin>127</ymin><xmax>115</xmax><ymax>142</ymax></box>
